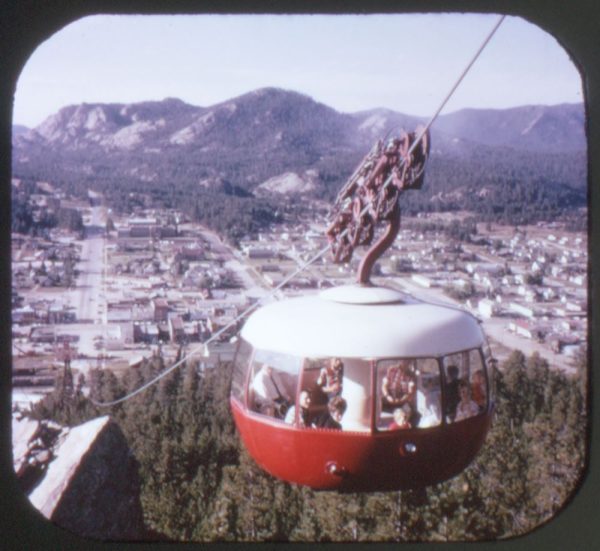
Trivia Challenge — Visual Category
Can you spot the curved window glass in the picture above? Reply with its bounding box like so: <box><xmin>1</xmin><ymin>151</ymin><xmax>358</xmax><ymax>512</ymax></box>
<box><xmin>442</xmin><ymin>348</ymin><xmax>487</xmax><ymax>423</ymax></box>
<box><xmin>247</xmin><ymin>350</ymin><xmax>301</xmax><ymax>421</ymax></box>
<box><xmin>297</xmin><ymin>357</ymin><xmax>372</xmax><ymax>432</ymax></box>
<box><xmin>235</xmin><ymin>347</ymin><xmax>487</xmax><ymax>430</ymax></box>
<box><xmin>469</xmin><ymin>349</ymin><xmax>488</xmax><ymax>413</ymax></box>
<box><xmin>484</xmin><ymin>347</ymin><xmax>496</xmax><ymax>404</ymax></box>
<box><xmin>231</xmin><ymin>338</ymin><xmax>253</xmax><ymax>403</ymax></box>
<box><xmin>376</xmin><ymin>358</ymin><xmax>442</xmax><ymax>430</ymax></box>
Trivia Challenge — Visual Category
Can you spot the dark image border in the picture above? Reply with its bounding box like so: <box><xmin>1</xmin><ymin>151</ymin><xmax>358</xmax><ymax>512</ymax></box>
<box><xmin>1</xmin><ymin>1</ymin><xmax>597</xmax><ymax>549</ymax></box>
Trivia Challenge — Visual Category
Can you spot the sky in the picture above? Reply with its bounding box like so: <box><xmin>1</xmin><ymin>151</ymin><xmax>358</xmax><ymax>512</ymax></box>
<box><xmin>12</xmin><ymin>13</ymin><xmax>584</xmax><ymax>128</ymax></box>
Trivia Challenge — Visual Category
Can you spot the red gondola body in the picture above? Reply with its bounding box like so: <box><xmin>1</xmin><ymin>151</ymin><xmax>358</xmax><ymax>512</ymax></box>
<box><xmin>232</xmin><ymin>397</ymin><xmax>493</xmax><ymax>492</ymax></box>
<box><xmin>230</xmin><ymin>285</ymin><xmax>495</xmax><ymax>492</ymax></box>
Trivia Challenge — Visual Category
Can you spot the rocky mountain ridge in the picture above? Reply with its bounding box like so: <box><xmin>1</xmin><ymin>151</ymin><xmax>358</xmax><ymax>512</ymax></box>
<box><xmin>11</xmin><ymin>88</ymin><xmax>586</xmax><ymax>203</ymax></box>
<box><xmin>433</xmin><ymin>103</ymin><xmax>586</xmax><ymax>152</ymax></box>
<box><xmin>14</xmin><ymin>88</ymin><xmax>585</xmax><ymax>155</ymax></box>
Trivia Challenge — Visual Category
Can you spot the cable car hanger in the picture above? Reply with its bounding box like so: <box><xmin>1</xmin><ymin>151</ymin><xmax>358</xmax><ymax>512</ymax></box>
<box><xmin>91</xmin><ymin>14</ymin><xmax>506</xmax><ymax>409</ymax></box>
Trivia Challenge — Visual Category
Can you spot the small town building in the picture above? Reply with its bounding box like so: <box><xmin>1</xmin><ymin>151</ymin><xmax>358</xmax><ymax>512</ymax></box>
<box><xmin>508</xmin><ymin>302</ymin><xmax>535</xmax><ymax>319</ymax></box>
<box><xmin>477</xmin><ymin>299</ymin><xmax>497</xmax><ymax>319</ymax></box>
<box><xmin>245</xmin><ymin>246</ymin><xmax>276</xmax><ymax>259</ymax></box>
<box><xmin>508</xmin><ymin>320</ymin><xmax>534</xmax><ymax>339</ymax></box>
<box><xmin>152</xmin><ymin>298</ymin><xmax>169</xmax><ymax>322</ymax></box>
<box><xmin>168</xmin><ymin>315</ymin><xmax>185</xmax><ymax>343</ymax></box>
<box><xmin>411</xmin><ymin>274</ymin><xmax>433</xmax><ymax>288</ymax></box>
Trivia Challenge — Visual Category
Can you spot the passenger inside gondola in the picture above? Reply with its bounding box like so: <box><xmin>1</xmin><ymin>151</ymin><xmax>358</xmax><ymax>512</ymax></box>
<box><xmin>316</xmin><ymin>357</ymin><xmax>344</xmax><ymax>399</ymax></box>
<box><xmin>378</xmin><ymin>358</ymin><xmax>442</xmax><ymax>430</ymax></box>
<box><xmin>471</xmin><ymin>369</ymin><xmax>486</xmax><ymax>411</ymax></box>
<box><xmin>442</xmin><ymin>349</ymin><xmax>488</xmax><ymax>422</ymax></box>
<box><xmin>388</xmin><ymin>407</ymin><xmax>411</xmax><ymax>430</ymax></box>
<box><xmin>444</xmin><ymin>364</ymin><xmax>460</xmax><ymax>422</ymax></box>
<box><xmin>250</xmin><ymin>363</ymin><xmax>293</xmax><ymax>419</ymax></box>
<box><xmin>308</xmin><ymin>357</ymin><xmax>372</xmax><ymax>432</ymax></box>
<box><xmin>312</xmin><ymin>396</ymin><xmax>347</xmax><ymax>430</ymax></box>
<box><xmin>455</xmin><ymin>380</ymin><xmax>480</xmax><ymax>421</ymax></box>
<box><xmin>381</xmin><ymin>362</ymin><xmax>416</xmax><ymax>414</ymax></box>
<box><xmin>416</xmin><ymin>383</ymin><xmax>441</xmax><ymax>428</ymax></box>
<box><xmin>284</xmin><ymin>390</ymin><xmax>312</xmax><ymax>427</ymax></box>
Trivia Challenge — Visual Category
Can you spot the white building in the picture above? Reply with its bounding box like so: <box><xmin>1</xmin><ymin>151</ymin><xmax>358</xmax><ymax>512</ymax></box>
<box><xmin>508</xmin><ymin>320</ymin><xmax>534</xmax><ymax>339</ymax></box>
<box><xmin>411</xmin><ymin>274</ymin><xmax>433</xmax><ymax>288</ymax></box>
<box><xmin>245</xmin><ymin>246</ymin><xmax>277</xmax><ymax>260</ymax></box>
<box><xmin>509</xmin><ymin>302</ymin><xmax>535</xmax><ymax>319</ymax></box>
<box><xmin>478</xmin><ymin>299</ymin><xmax>497</xmax><ymax>319</ymax></box>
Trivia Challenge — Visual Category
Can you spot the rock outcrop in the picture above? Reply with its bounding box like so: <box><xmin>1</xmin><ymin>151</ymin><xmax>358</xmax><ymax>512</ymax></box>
<box><xmin>12</xmin><ymin>412</ymin><xmax>145</xmax><ymax>540</ymax></box>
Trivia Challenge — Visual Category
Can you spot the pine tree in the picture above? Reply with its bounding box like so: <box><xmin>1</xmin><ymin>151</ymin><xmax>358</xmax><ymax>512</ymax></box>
<box><xmin>526</xmin><ymin>352</ymin><xmax>550</xmax><ymax>418</ymax></box>
<box><xmin>203</xmin><ymin>465</ymin><xmax>240</xmax><ymax>541</ymax></box>
<box><xmin>290</xmin><ymin>487</ymin><xmax>323</xmax><ymax>541</ymax></box>
<box><xmin>225</xmin><ymin>452</ymin><xmax>283</xmax><ymax>541</ymax></box>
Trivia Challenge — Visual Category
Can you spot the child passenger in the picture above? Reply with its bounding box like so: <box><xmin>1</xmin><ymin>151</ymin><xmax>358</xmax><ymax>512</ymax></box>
<box><xmin>388</xmin><ymin>407</ymin><xmax>411</xmax><ymax>430</ymax></box>
<box><xmin>455</xmin><ymin>380</ymin><xmax>479</xmax><ymax>421</ymax></box>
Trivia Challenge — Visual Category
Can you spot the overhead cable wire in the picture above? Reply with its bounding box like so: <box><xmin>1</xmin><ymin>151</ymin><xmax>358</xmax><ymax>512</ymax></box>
<box><xmin>91</xmin><ymin>14</ymin><xmax>505</xmax><ymax>408</ymax></box>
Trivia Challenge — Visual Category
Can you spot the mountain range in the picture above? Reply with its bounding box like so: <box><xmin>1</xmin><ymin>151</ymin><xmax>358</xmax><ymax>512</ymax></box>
<box><xmin>11</xmin><ymin>87</ymin><xmax>586</xmax><ymax>201</ymax></box>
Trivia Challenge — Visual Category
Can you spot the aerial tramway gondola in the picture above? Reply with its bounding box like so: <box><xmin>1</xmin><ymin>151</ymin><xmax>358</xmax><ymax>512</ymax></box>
<box><xmin>229</xmin><ymin>123</ymin><xmax>496</xmax><ymax>492</ymax></box>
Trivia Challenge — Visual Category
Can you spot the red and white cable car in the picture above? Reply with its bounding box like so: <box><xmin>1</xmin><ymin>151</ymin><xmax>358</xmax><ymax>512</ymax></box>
<box><xmin>230</xmin><ymin>284</ymin><xmax>494</xmax><ymax>492</ymax></box>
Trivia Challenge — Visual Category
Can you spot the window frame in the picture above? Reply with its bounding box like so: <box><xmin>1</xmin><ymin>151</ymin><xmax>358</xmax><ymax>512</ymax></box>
<box><xmin>440</xmin><ymin>346</ymin><xmax>489</xmax><ymax>424</ymax></box>
<box><xmin>230</xmin><ymin>337</ymin><xmax>254</xmax><ymax>405</ymax></box>
<box><xmin>374</xmin><ymin>356</ymin><xmax>443</xmax><ymax>432</ymax></box>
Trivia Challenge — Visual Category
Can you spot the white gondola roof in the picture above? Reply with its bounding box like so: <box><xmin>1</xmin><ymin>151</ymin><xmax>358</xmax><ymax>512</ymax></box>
<box><xmin>242</xmin><ymin>285</ymin><xmax>485</xmax><ymax>358</ymax></box>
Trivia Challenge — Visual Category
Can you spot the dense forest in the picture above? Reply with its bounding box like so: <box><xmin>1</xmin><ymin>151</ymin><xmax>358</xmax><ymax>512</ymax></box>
<box><xmin>12</xmin><ymin>195</ymin><xmax>84</xmax><ymax>237</ymax></box>
<box><xmin>28</xmin><ymin>348</ymin><xmax>587</xmax><ymax>542</ymax></box>
<box><xmin>396</xmin><ymin>149</ymin><xmax>587</xmax><ymax>231</ymax></box>
<box><xmin>12</xmin><ymin>142</ymin><xmax>587</xmax><ymax>244</ymax></box>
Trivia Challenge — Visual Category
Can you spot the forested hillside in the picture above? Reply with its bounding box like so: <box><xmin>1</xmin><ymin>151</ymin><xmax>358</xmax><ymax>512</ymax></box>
<box><xmin>29</xmin><ymin>349</ymin><xmax>586</xmax><ymax>542</ymax></box>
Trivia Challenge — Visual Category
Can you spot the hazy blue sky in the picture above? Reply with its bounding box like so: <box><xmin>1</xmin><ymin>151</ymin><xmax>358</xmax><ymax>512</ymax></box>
<box><xmin>13</xmin><ymin>13</ymin><xmax>583</xmax><ymax>128</ymax></box>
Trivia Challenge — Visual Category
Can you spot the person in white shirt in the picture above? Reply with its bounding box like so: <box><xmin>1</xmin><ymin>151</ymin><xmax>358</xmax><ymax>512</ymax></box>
<box><xmin>416</xmin><ymin>388</ymin><xmax>441</xmax><ymax>428</ymax></box>
<box><xmin>284</xmin><ymin>390</ymin><xmax>312</xmax><ymax>427</ymax></box>
<box><xmin>251</xmin><ymin>364</ymin><xmax>291</xmax><ymax>418</ymax></box>
<box><xmin>455</xmin><ymin>380</ymin><xmax>480</xmax><ymax>421</ymax></box>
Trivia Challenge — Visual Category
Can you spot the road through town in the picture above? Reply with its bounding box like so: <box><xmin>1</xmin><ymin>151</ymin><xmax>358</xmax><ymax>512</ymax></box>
<box><xmin>63</xmin><ymin>205</ymin><xmax>108</xmax><ymax>360</ymax></box>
